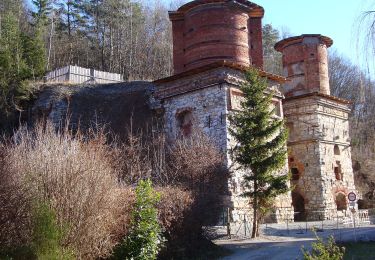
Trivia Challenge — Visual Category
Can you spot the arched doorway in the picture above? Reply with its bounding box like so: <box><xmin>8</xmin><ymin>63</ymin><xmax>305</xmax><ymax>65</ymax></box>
<box><xmin>292</xmin><ymin>191</ymin><xmax>306</xmax><ymax>221</ymax></box>
<box><xmin>336</xmin><ymin>193</ymin><xmax>347</xmax><ymax>211</ymax></box>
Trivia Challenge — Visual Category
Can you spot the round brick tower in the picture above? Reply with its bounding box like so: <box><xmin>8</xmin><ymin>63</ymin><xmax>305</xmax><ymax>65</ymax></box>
<box><xmin>169</xmin><ymin>0</ymin><xmax>264</xmax><ymax>74</ymax></box>
<box><xmin>274</xmin><ymin>34</ymin><xmax>333</xmax><ymax>97</ymax></box>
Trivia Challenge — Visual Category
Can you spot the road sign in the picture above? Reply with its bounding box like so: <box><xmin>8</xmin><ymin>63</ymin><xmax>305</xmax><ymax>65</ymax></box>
<box><xmin>348</xmin><ymin>192</ymin><xmax>357</xmax><ymax>202</ymax></box>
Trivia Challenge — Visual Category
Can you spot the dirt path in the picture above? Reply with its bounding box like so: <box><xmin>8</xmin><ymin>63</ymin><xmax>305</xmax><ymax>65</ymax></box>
<box><xmin>215</xmin><ymin>226</ymin><xmax>375</xmax><ymax>260</ymax></box>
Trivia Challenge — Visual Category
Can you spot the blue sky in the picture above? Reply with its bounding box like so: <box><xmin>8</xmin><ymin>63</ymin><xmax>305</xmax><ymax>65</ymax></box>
<box><xmin>254</xmin><ymin>0</ymin><xmax>372</xmax><ymax>65</ymax></box>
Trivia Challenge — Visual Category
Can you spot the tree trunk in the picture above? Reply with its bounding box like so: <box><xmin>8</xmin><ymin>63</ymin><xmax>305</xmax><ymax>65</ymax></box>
<box><xmin>46</xmin><ymin>14</ymin><xmax>54</xmax><ymax>70</ymax></box>
<box><xmin>251</xmin><ymin>181</ymin><xmax>258</xmax><ymax>238</ymax></box>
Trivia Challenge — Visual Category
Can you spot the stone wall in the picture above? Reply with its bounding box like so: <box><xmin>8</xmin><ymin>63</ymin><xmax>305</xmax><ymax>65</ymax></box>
<box><xmin>162</xmin><ymin>83</ymin><xmax>228</xmax><ymax>149</ymax></box>
<box><xmin>158</xmin><ymin>66</ymin><xmax>293</xmax><ymax>223</ymax></box>
<box><xmin>284</xmin><ymin>94</ymin><xmax>356</xmax><ymax>220</ymax></box>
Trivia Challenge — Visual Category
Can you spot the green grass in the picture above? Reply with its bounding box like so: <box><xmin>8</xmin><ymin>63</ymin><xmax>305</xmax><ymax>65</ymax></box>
<box><xmin>341</xmin><ymin>242</ymin><xmax>375</xmax><ymax>260</ymax></box>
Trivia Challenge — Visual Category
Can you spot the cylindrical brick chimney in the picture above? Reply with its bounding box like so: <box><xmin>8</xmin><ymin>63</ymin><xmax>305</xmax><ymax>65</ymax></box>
<box><xmin>169</xmin><ymin>0</ymin><xmax>264</xmax><ymax>74</ymax></box>
<box><xmin>274</xmin><ymin>34</ymin><xmax>333</xmax><ymax>97</ymax></box>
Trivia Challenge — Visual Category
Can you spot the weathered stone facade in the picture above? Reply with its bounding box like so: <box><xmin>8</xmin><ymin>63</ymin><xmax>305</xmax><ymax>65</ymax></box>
<box><xmin>283</xmin><ymin>94</ymin><xmax>355</xmax><ymax>220</ymax></box>
<box><xmin>276</xmin><ymin>35</ymin><xmax>357</xmax><ymax>220</ymax></box>
<box><xmin>155</xmin><ymin>62</ymin><xmax>293</xmax><ymax>222</ymax></box>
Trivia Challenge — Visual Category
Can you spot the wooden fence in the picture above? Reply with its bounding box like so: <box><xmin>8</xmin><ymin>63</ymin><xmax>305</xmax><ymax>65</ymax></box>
<box><xmin>45</xmin><ymin>65</ymin><xmax>123</xmax><ymax>84</ymax></box>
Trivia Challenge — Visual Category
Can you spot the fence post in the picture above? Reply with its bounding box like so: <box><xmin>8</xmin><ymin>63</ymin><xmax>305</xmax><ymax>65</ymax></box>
<box><xmin>244</xmin><ymin>214</ymin><xmax>247</xmax><ymax>237</ymax></box>
<box><xmin>227</xmin><ymin>208</ymin><xmax>231</xmax><ymax>239</ymax></box>
<box><xmin>287</xmin><ymin>211</ymin><xmax>289</xmax><ymax>235</ymax></box>
<box><xmin>353</xmin><ymin>210</ymin><xmax>357</xmax><ymax>242</ymax></box>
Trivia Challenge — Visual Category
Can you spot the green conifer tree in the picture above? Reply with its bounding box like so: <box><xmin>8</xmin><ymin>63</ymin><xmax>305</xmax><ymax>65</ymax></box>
<box><xmin>229</xmin><ymin>68</ymin><xmax>289</xmax><ymax>238</ymax></box>
<box><xmin>112</xmin><ymin>179</ymin><xmax>163</xmax><ymax>260</ymax></box>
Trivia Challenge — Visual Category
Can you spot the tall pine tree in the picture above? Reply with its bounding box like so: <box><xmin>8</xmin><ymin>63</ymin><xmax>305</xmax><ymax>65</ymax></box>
<box><xmin>229</xmin><ymin>68</ymin><xmax>289</xmax><ymax>238</ymax></box>
<box><xmin>0</xmin><ymin>0</ymin><xmax>47</xmax><ymax>132</ymax></box>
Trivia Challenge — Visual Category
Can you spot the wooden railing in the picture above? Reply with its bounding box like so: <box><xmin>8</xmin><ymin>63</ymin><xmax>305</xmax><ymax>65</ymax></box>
<box><xmin>45</xmin><ymin>65</ymin><xmax>123</xmax><ymax>84</ymax></box>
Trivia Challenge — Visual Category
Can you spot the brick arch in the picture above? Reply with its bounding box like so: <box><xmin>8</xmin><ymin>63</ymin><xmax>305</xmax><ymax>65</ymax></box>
<box><xmin>335</xmin><ymin>192</ymin><xmax>347</xmax><ymax>211</ymax></box>
<box><xmin>332</xmin><ymin>186</ymin><xmax>348</xmax><ymax>195</ymax></box>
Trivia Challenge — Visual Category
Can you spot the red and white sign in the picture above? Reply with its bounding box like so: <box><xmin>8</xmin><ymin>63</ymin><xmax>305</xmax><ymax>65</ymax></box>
<box><xmin>348</xmin><ymin>192</ymin><xmax>357</xmax><ymax>202</ymax></box>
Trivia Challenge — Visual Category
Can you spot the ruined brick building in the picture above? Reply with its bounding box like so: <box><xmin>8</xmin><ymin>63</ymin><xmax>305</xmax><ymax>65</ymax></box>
<box><xmin>33</xmin><ymin>0</ymin><xmax>357</xmax><ymax>222</ymax></box>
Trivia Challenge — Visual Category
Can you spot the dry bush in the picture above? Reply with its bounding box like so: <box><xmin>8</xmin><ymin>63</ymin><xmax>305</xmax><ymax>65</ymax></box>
<box><xmin>157</xmin><ymin>187</ymin><xmax>193</xmax><ymax>236</ymax></box>
<box><xmin>118</xmin><ymin>127</ymin><xmax>171</xmax><ymax>186</ymax></box>
<box><xmin>167</xmin><ymin>132</ymin><xmax>229</xmax><ymax>226</ymax></box>
<box><xmin>0</xmin><ymin>147</ymin><xmax>33</xmax><ymax>248</ymax></box>
<box><xmin>119</xmin><ymin>130</ymin><xmax>228</xmax><ymax>227</ymax></box>
<box><xmin>159</xmin><ymin>132</ymin><xmax>229</xmax><ymax>259</ymax></box>
<box><xmin>167</xmin><ymin>132</ymin><xmax>226</xmax><ymax>190</ymax></box>
<box><xmin>1</xmin><ymin>122</ymin><xmax>133</xmax><ymax>259</ymax></box>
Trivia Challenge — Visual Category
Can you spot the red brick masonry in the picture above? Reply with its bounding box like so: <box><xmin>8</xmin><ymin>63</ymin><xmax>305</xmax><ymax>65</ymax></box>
<box><xmin>169</xmin><ymin>0</ymin><xmax>265</xmax><ymax>74</ymax></box>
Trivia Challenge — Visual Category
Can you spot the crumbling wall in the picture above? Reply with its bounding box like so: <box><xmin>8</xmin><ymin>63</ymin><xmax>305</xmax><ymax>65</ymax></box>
<box><xmin>283</xmin><ymin>94</ymin><xmax>356</xmax><ymax>220</ymax></box>
<box><xmin>31</xmin><ymin>82</ymin><xmax>158</xmax><ymax>142</ymax></box>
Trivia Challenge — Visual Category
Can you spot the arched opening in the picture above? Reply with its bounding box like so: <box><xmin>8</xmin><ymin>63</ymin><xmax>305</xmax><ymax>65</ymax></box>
<box><xmin>292</xmin><ymin>191</ymin><xmax>306</xmax><ymax>221</ymax></box>
<box><xmin>334</xmin><ymin>145</ymin><xmax>340</xmax><ymax>155</ymax></box>
<box><xmin>291</xmin><ymin>167</ymin><xmax>300</xmax><ymax>181</ymax></box>
<box><xmin>336</xmin><ymin>193</ymin><xmax>347</xmax><ymax>211</ymax></box>
<box><xmin>176</xmin><ymin>110</ymin><xmax>193</xmax><ymax>137</ymax></box>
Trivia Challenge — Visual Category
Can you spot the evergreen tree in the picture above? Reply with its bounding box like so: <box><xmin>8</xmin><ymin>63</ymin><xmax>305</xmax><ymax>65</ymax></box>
<box><xmin>262</xmin><ymin>24</ymin><xmax>282</xmax><ymax>75</ymax></box>
<box><xmin>0</xmin><ymin>2</ymin><xmax>47</xmax><ymax>132</ymax></box>
<box><xmin>112</xmin><ymin>179</ymin><xmax>163</xmax><ymax>260</ymax></box>
<box><xmin>0</xmin><ymin>11</ymin><xmax>29</xmax><ymax>130</ymax></box>
<box><xmin>31</xmin><ymin>0</ymin><xmax>52</xmax><ymax>26</ymax></box>
<box><xmin>229</xmin><ymin>68</ymin><xmax>289</xmax><ymax>238</ymax></box>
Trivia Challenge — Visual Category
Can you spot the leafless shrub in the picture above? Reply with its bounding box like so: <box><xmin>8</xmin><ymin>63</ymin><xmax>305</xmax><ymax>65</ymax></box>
<box><xmin>0</xmin><ymin>146</ymin><xmax>33</xmax><ymax>248</ymax></box>
<box><xmin>157</xmin><ymin>187</ymin><xmax>193</xmax><ymax>236</ymax></box>
<box><xmin>167</xmin><ymin>132</ymin><xmax>226</xmax><ymax>189</ymax></box>
<box><xmin>1</xmin><ymin>122</ymin><xmax>133</xmax><ymax>259</ymax></box>
<box><xmin>118</xmin><ymin>128</ymin><xmax>154</xmax><ymax>184</ymax></box>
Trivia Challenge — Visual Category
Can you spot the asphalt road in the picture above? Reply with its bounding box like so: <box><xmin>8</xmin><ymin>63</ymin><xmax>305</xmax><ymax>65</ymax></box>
<box><xmin>215</xmin><ymin>226</ymin><xmax>375</xmax><ymax>260</ymax></box>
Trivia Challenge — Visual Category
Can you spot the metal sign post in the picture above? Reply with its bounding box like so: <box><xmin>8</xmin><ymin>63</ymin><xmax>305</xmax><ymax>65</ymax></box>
<box><xmin>348</xmin><ymin>192</ymin><xmax>356</xmax><ymax>202</ymax></box>
<box><xmin>348</xmin><ymin>192</ymin><xmax>357</xmax><ymax>242</ymax></box>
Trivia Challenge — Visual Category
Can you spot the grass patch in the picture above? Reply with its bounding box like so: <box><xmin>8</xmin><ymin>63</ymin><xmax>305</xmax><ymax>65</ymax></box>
<box><xmin>341</xmin><ymin>242</ymin><xmax>375</xmax><ymax>260</ymax></box>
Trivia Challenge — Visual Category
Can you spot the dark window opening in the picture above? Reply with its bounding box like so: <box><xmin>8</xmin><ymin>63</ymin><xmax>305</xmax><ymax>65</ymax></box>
<box><xmin>292</xmin><ymin>192</ymin><xmax>306</xmax><ymax>221</ymax></box>
<box><xmin>291</xmin><ymin>168</ymin><xmax>300</xmax><ymax>180</ymax></box>
<box><xmin>334</xmin><ymin>144</ymin><xmax>340</xmax><ymax>155</ymax></box>
<box><xmin>335</xmin><ymin>161</ymin><xmax>342</xmax><ymax>180</ymax></box>
<box><xmin>336</xmin><ymin>193</ymin><xmax>347</xmax><ymax>211</ymax></box>
<box><xmin>176</xmin><ymin>110</ymin><xmax>193</xmax><ymax>137</ymax></box>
